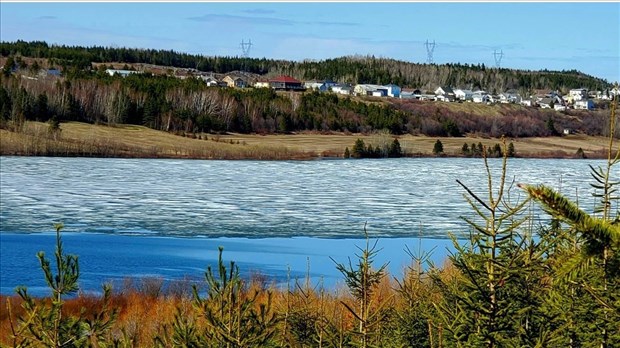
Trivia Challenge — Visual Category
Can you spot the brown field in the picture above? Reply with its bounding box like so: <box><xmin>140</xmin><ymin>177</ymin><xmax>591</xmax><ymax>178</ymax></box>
<box><xmin>0</xmin><ymin>121</ymin><xmax>612</xmax><ymax>159</ymax></box>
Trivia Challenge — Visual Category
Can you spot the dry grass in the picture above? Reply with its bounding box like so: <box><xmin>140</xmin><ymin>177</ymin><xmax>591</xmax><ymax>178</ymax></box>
<box><xmin>0</xmin><ymin>121</ymin><xmax>610</xmax><ymax>160</ymax></box>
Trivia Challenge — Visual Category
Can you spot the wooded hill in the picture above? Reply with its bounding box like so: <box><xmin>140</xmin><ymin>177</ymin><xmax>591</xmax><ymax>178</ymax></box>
<box><xmin>0</xmin><ymin>40</ymin><xmax>616</xmax><ymax>138</ymax></box>
<box><xmin>1</xmin><ymin>40</ymin><xmax>612</xmax><ymax>92</ymax></box>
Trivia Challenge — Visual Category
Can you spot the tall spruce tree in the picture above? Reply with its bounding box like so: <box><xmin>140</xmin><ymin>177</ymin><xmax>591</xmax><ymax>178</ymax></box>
<box><xmin>520</xmin><ymin>99</ymin><xmax>620</xmax><ymax>347</ymax></box>
<box><xmin>432</xmin><ymin>140</ymin><xmax>552</xmax><ymax>347</ymax></box>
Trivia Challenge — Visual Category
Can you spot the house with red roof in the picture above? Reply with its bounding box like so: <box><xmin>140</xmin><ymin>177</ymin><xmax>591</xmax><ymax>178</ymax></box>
<box><xmin>269</xmin><ymin>75</ymin><xmax>305</xmax><ymax>91</ymax></box>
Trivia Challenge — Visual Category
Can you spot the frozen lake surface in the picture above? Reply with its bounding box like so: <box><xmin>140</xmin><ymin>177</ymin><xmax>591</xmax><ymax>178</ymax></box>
<box><xmin>0</xmin><ymin>156</ymin><xmax>606</xmax><ymax>295</ymax></box>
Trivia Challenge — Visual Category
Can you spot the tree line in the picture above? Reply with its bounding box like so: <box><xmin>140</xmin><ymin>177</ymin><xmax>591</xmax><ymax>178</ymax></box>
<box><xmin>1</xmin><ymin>71</ymin><xmax>614</xmax><ymax>138</ymax></box>
<box><xmin>1</xmin><ymin>40</ymin><xmax>612</xmax><ymax>92</ymax></box>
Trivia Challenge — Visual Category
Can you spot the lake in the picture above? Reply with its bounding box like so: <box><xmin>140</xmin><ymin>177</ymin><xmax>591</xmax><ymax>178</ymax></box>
<box><xmin>0</xmin><ymin>156</ymin><xmax>606</xmax><ymax>296</ymax></box>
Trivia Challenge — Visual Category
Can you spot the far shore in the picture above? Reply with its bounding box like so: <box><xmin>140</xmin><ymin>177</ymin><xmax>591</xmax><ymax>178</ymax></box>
<box><xmin>0</xmin><ymin>121</ymin><xmax>613</xmax><ymax>160</ymax></box>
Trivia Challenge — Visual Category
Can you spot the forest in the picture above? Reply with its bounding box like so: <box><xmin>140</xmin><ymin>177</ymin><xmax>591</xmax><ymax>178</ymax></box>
<box><xmin>1</xmin><ymin>40</ymin><xmax>612</xmax><ymax>92</ymax></box>
<box><xmin>0</xmin><ymin>69</ymin><xmax>614</xmax><ymax>139</ymax></box>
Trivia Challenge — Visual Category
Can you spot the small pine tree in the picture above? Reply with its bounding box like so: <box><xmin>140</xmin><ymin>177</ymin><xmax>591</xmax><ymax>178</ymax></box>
<box><xmin>10</xmin><ymin>224</ymin><xmax>117</xmax><ymax>347</ymax></box>
<box><xmin>193</xmin><ymin>247</ymin><xmax>279</xmax><ymax>347</ymax></box>
<box><xmin>462</xmin><ymin>143</ymin><xmax>470</xmax><ymax>156</ymax></box>
<box><xmin>332</xmin><ymin>225</ymin><xmax>389</xmax><ymax>348</ymax></box>
<box><xmin>344</xmin><ymin>147</ymin><xmax>351</xmax><ymax>158</ymax></box>
<box><xmin>575</xmin><ymin>147</ymin><xmax>586</xmax><ymax>158</ymax></box>
<box><xmin>507</xmin><ymin>142</ymin><xmax>516</xmax><ymax>157</ymax></box>
<box><xmin>352</xmin><ymin>138</ymin><xmax>366</xmax><ymax>158</ymax></box>
<box><xmin>389</xmin><ymin>138</ymin><xmax>403</xmax><ymax>158</ymax></box>
<box><xmin>433</xmin><ymin>139</ymin><xmax>444</xmax><ymax>155</ymax></box>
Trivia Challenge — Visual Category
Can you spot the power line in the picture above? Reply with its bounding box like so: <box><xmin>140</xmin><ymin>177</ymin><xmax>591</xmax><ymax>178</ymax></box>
<box><xmin>493</xmin><ymin>49</ymin><xmax>504</xmax><ymax>68</ymax></box>
<box><xmin>240</xmin><ymin>39</ymin><xmax>253</xmax><ymax>72</ymax></box>
<box><xmin>425</xmin><ymin>39</ymin><xmax>436</xmax><ymax>64</ymax></box>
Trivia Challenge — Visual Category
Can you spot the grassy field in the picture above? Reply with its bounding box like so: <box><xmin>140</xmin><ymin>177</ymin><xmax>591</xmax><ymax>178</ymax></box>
<box><xmin>0</xmin><ymin>121</ymin><xmax>612</xmax><ymax>160</ymax></box>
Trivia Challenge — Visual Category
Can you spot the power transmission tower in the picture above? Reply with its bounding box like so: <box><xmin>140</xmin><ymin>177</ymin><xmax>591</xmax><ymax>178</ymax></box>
<box><xmin>425</xmin><ymin>39</ymin><xmax>436</xmax><ymax>64</ymax></box>
<box><xmin>240</xmin><ymin>39</ymin><xmax>253</xmax><ymax>72</ymax></box>
<box><xmin>493</xmin><ymin>49</ymin><xmax>504</xmax><ymax>68</ymax></box>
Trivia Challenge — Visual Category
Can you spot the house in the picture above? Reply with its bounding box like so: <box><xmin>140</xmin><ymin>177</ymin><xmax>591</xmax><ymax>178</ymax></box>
<box><xmin>383</xmin><ymin>84</ymin><xmax>401</xmax><ymax>98</ymax></box>
<box><xmin>554</xmin><ymin>104</ymin><xmax>567</xmax><ymax>111</ymax></box>
<box><xmin>254</xmin><ymin>79</ymin><xmax>270</xmax><ymax>88</ymax></box>
<box><xmin>331</xmin><ymin>83</ymin><xmax>352</xmax><ymax>95</ymax></box>
<box><xmin>520</xmin><ymin>98</ymin><xmax>535</xmax><ymax>107</ymax></box>
<box><xmin>105</xmin><ymin>69</ymin><xmax>139</xmax><ymax>78</ymax></box>
<box><xmin>270</xmin><ymin>75</ymin><xmax>305</xmax><ymax>91</ymax></box>
<box><xmin>500</xmin><ymin>89</ymin><xmax>520</xmax><ymax>104</ymax></box>
<box><xmin>223</xmin><ymin>75</ymin><xmax>247</xmax><ymax>88</ymax></box>
<box><xmin>199</xmin><ymin>75</ymin><xmax>221</xmax><ymax>87</ymax></box>
<box><xmin>354</xmin><ymin>84</ymin><xmax>384</xmax><ymax>96</ymax></box>
<box><xmin>472</xmin><ymin>91</ymin><xmax>491</xmax><ymax>104</ymax></box>
<box><xmin>454</xmin><ymin>89</ymin><xmax>473</xmax><ymax>101</ymax></box>
<box><xmin>569</xmin><ymin>88</ymin><xmax>588</xmax><ymax>101</ymax></box>
<box><xmin>574</xmin><ymin>99</ymin><xmax>594</xmax><ymax>110</ymax></box>
<box><xmin>434</xmin><ymin>86</ymin><xmax>456</xmax><ymax>101</ymax></box>
<box><xmin>539</xmin><ymin>98</ymin><xmax>555</xmax><ymax>109</ymax></box>
<box><xmin>304</xmin><ymin>80</ymin><xmax>337</xmax><ymax>92</ymax></box>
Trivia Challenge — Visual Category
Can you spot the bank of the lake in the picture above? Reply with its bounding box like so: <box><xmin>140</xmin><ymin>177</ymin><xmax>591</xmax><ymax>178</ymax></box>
<box><xmin>0</xmin><ymin>121</ymin><xmax>612</xmax><ymax>160</ymax></box>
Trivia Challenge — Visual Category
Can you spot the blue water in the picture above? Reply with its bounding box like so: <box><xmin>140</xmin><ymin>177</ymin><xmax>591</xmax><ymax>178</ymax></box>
<box><xmin>0</xmin><ymin>156</ymin><xmax>610</xmax><ymax>296</ymax></box>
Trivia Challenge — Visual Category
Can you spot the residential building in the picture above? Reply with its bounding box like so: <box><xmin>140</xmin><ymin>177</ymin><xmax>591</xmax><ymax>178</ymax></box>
<box><xmin>331</xmin><ymin>84</ymin><xmax>352</xmax><ymax>95</ymax></box>
<box><xmin>270</xmin><ymin>75</ymin><xmax>305</xmax><ymax>90</ymax></box>
<box><xmin>105</xmin><ymin>69</ymin><xmax>139</xmax><ymax>78</ymax></box>
<box><xmin>574</xmin><ymin>99</ymin><xmax>594</xmax><ymax>110</ymax></box>
<box><xmin>223</xmin><ymin>75</ymin><xmax>247</xmax><ymax>88</ymax></box>
<box><xmin>472</xmin><ymin>91</ymin><xmax>490</xmax><ymax>104</ymax></box>
<box><xmin>434</xmin><ymin>86</ymin><xmax>456</xmax><ymax>101</ymax></box>
<box><xmin>454</xmin><ymin>89</ymin><xmax>473</xmax><ymax>101</ymax></box>
<box><xmin>384</xmin><ymin>84</ymin><xmax>401</xmax><ymax>98</ymax></box>
<box><xmin>569</xmin><ymin>88</ymin><xmax>588</xmax><ymax>101</ymax></box>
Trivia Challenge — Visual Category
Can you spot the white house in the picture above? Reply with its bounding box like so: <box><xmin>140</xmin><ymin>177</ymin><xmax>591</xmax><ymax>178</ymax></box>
<box><xmin>499</xmin><ymin>89</ymin><xmax>520</xmax><ymax>104</ymax></box>
<box><xmin>354</xmin><ymin>84</ymin><xmax>387</xmax><ymax>96</ymax></box>
<box><xmin>105</xmin><ymin>69</ymin><xmax>139</xmax><ymax>78</ymax></box>
<box><xmin>454</xmin><ymin>89</ymin><xmax>473</xmax><ymax>101</ymax></box>
<box><xmin>569</xmin><ymin>88</ymin><xmax>588</xmax><ymax>101</ymax></box>
<box><xmin>199</xmin><ymin>75</ymin><xmax>221</xmax><ymax>87</ymax></box>
<box><xmin>472</xmin><ymin>91</ymin><xmax>490</xmax><ymax>103</ymax></box>
<box><xmin>520</xmin><ymin>98</ymin><xmax>535</xmax><ymax>107</ymax></box>
<box><xmin>331</xmin><ymin>84</ymin><xmax>352</xmax><ymax>95</ymax></box>
<box><xmin>304</xmin><ymin>79</ymin><xmax>337</xmax><ymax>92</ymax></box>
<box><xmin>434</xmin><ymin>86</ymin><xmax>456</xmax><ymax>102</ymax></box>
<box><xmin>574</xmin><ymin>99</ymin><xmax>594</xmax><ymax>110</ymax></box>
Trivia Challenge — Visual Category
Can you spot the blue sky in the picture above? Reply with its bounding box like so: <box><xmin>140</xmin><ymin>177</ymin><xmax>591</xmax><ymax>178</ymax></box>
<box><xmin>1</xmin><ymin>2</ymin><xmax>619</xmax><ymax>83</ymax></box>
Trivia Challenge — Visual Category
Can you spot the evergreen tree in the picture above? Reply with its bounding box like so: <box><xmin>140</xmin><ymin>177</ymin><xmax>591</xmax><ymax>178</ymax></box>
<box><xmin>432</xmin><ymin>139</ymin><xmax>444</xmax><ymax>155</ymax></box>
<box><xmin>192</xmin><ymin>247</ymin><xmax>279</xmax><ymax>347</ymax></box>
<box><xmin>462</xmin><ymin>143</ymin><xmax>470</xmax><ymax>156</ymax></box>
<box><xmin>433</xmin><ymin>140</ymin><xmax>546</xmax><ymax>347</ymax></box>
<box><xmin>10</xmin><ymin>224</ymin><xmax>117</xmax><ymax>347</ymax></box>
<box><xmin>332</xmin><ymin>225</ymin><xmax>389</xmax><ymax>348</ymax></box>
<box><xmin>507</xmin><ymin>142</ymin><xmax>516</xmax><ymax>157</ymax></box>
<box><xmin>520</xmin><ymin>100</ymin><xmax>620</xmax><ymax>346</ymax></box>
<box><xmin>388</xmin><ymin>138</ymin><xmax>402</xmax><ymax>158</ymax></box>
<box><xmin>344</xmin><ymin>147</ymin><xmax>351</xmax><ymax>159</ymax></box>
<box><xmin>351</xmin><ymin>138</ymin><xmax>366</xmax><ymax>158</ymax></box>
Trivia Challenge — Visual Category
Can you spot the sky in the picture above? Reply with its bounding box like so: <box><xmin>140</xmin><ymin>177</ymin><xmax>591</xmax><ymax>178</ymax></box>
<box><xmin>1</xmin><ymin>2</ymin><xmax>619</xmax><ymax>83</ymax></box>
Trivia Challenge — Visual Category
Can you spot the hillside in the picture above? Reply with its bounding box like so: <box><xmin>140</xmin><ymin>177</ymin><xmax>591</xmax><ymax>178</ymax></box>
<box><xmin>1</xmin><ymin>40</ymin><xmax>612</xmax><ymax>92</ymax></box>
